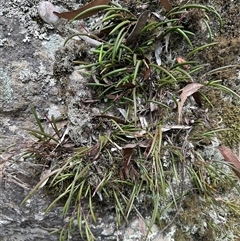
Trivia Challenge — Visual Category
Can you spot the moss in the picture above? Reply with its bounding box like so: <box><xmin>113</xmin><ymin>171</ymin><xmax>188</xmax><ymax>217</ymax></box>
<box><xmin>173</xmin><ymin>229</ymin><xmax>189</xmax><ymax>241</ymax></box>
<box><xmin>219</xmin><ymin>104</ymin><xmax>240</xmax><ymax>147</ymax></box>
<box><xmin>173</xmin><ymin>192</ymin><xmax>240</xmax><ymax>240</ymax></box>
<box><xmin>175</xmin><ymin>194</ymin><xmax>215</xmax><ymax>241</ymax></box>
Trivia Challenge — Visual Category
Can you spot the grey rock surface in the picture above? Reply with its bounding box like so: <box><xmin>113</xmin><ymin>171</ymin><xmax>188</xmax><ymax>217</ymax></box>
<box><xmin>0</xmin><ymin>0</ymin><xmax>79</xmax><ymax>240</ymax></box>
<box><xmin>0</xmin><ymin>178</ymin><xmax>63</xmax><ymax>241</ymax></box>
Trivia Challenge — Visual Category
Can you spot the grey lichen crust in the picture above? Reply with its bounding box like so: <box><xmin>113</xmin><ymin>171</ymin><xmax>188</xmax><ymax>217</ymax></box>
<box><xmin>52</xmin><ymin>40</ymin><xmax>95</xmax><ymax>145</ymax></box>
<box><xmin>67</xmin><ymin>70</ymin><xmax>94</xmax><ymax>146</ymax></box>
<box><xmin>1</xmin><ymin>0</ymin><xmax>52</xmax><ymax>41</ymax></box>
<box><xmin>0</xmin><ymin>68</ymin><xmax>13</xmax><ymax>108</ymax></box>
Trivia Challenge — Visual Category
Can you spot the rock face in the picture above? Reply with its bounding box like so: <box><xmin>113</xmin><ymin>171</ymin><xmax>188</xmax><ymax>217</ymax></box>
<box><xmin>0</xmin><ymin>175</ymin><xmax>63</xmax><ymax>241</ymax></box>
<box><xmin>0</xmin><ymin>0</ymin><xmax>72</xmax><ymax>240</ymax></box>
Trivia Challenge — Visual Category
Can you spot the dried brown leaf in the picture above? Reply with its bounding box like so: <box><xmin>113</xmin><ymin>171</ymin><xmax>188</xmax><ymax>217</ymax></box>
<box><xmin>126</xmin><ymin>10</ymin><xmax>151</xmax><ymax>46</ymax></box>
<box><xmin>123</xmin><ymin>144</ymin><xmax>136</xmax><ymax>166</ymax></box>
<box><xmin>117</xmin><ymin>83</ymin><xmax>136</xmax><ymax>89</ymax></box>
<box><xmin>143</xmin><ymin>57</ymin><xmax>151</xmax><ymax>80</ymax></box>
<box><xmin>178</xmin><ymin>83</ymin><xmax>204</xmax><ymax>123</ymax></box>
<box><xmin>88</xmin><ymin>143</ymin><xmax>100</xmax><ymax>159</ymax></box>
<box><xmin>159</xmin><ymin>0</ymin><xmax>172</xmax><ymax>11</ymax></box>
<box><xmin>192</xmin><ymin>92</ymin><xmax>202</xmax><ymax>107</ymax></box>
<box><xmin>218</xmin><ymin>146</ymin><xmax>240</xmax><ymax>179</ymax></box>
<box><xmin>124</xmin><ymin>143</ymin><xmax>137</xmax><ymax>149</ymax></box>
<box><xmin>129</xmin><ymin>166</ymin><xmax>139</xmax><ymax>181</ymax></box>
<box><xmin>176</xmin><ymin>56</ymin><xmax>190</xmax><ymax>70</ymax></box>
<box><xmin>123</xmin><ymin>144</ymin><xmax>136</xmax><ymax>178</ymax></box>
<box><xmin>53</xmin><ymin>0</ymin><xmax>111</xmax><ymax>20</ymax></box>
<box><xmin>139</xmin><ymin>139</ymin><xmax>152</xmax><ymax>148</ymax></box>
<box><xmin>122</xmin><ymin>144</ymin><xmax>140</xmax><ymax>180</ymax></box>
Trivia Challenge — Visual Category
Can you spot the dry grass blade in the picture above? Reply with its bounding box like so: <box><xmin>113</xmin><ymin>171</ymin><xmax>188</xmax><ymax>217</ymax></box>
<box><xmin>53</xmin><ymin>0</ymin><xmax>111</xmax><ymax>20</ymax></box>
<box><xmin>218</xmin><ymin>146</ymin><xmax>240</xmax><ymax>179</ymax></box>
<box><xmin>178</xmin><ymin>83</ymin><xmax>204</xmax><ymax>123</ymax></box>
<box><xmin>159</xmin><ymin>0</ymin><xmax>172</xmax><ymax>11</ymax></box>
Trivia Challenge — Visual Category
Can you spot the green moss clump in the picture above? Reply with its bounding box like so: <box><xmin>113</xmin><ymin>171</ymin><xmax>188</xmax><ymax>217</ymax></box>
<box><xmin>219</xmin><ymin>104</ymin><xmax>240</xmax><ymax>147</ymax></box>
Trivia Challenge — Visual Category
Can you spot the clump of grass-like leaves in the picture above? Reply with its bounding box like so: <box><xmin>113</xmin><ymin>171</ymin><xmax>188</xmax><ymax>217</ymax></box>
<box><xmin>21</xmin><ymin>1</ymin><xmax>240</xmax><ymax>240</ymax></box>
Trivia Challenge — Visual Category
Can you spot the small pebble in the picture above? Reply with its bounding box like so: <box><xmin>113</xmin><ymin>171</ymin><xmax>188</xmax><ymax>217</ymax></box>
<box><xmin>38</xmin><ymin>1</ymin><xmax>61</xmax><ymax>25</ymax></box>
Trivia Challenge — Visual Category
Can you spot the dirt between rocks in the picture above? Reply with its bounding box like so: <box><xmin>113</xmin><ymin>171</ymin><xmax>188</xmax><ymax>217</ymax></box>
<box><xmin>0</xmin><ymin>0</ymin><xmax>240</xmax><ymax>240</ymax></box>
